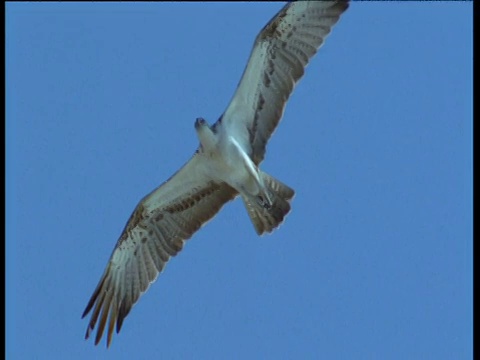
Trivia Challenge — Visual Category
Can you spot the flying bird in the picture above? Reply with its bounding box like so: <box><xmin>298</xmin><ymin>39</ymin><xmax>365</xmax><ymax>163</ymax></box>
<box><xmin>83</xmin><ymin>0</ymin><xmax>349</xmax><ymax>347</ymax></box>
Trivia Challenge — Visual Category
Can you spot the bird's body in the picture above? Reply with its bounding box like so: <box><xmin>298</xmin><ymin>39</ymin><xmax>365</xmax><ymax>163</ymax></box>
<box><xmin>196</xmin><ymin>118</ymin><xmax>271</xmax><ymax>207</ymax></box>
<box><xmin>83</xmin><ymin>0</ymin><xmax>349</xmax><ymax>347</ymax></box>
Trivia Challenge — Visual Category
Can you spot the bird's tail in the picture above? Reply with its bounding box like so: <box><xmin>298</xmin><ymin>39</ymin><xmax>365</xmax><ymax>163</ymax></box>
<box><xmin>241</xmin><ymin>172</ymin><xmax>295</xmax><ymax>235</ymax></box>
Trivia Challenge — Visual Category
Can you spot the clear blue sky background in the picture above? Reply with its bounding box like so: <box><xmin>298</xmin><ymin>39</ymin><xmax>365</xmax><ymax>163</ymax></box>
<box><xmin>6</xmin><ymin>2</ymin><xmax>472</xmax><ymax>359</ymax></box>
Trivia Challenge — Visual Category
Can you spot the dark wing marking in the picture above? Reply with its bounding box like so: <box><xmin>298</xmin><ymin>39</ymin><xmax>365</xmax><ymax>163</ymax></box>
<box><xmin>221</xmin><ymin>1</ymin><xmax>349</xmax><ymax>164</ymax></box>
<box><xmin>82</xmin><ymin>153</ymin><xmax>238</xmax><ymax>347</ymax></box>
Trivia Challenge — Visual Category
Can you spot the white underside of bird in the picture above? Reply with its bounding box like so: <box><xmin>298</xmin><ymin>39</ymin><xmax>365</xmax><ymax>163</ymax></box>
<box><xmin>195</xmin><ymin>117</ymin><xmax>273</xmax><ymax>209</ymax></box>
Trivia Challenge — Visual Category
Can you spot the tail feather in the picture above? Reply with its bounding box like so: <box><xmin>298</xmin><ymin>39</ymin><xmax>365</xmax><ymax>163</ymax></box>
<box><xmin>242</xmin><ymin>173</ymin><xmax>295</xmax><ymax>235</ymax></box>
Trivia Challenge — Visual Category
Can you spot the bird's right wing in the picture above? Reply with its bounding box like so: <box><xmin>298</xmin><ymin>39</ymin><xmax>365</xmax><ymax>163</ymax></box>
<box><xmin>82</xmin><ymin>151</ymin><xmax>238</xmax><ymax>347</ymax></box>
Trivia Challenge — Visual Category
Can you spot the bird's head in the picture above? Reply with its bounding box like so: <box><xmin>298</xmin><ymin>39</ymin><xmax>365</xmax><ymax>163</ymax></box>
<box><xmin>194</xmin><ymin>117</ymin><xmax>209</xmax><ymax>130</ymax></box>
<box><xmin>194</xmin><ymin>117</ymin><xmax>216</xmax><ymax>151</ymax></box>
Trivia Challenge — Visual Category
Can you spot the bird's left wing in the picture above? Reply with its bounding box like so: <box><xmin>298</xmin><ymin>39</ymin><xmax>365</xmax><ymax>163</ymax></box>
<box><xmin>221</xmin><ymin>1</ymin><xmax>349</xmax><ymax>165</ymax></box>
<box><xmin>82</xmin><ymin>152</ymin><xmax>237</xmax><ymax>347</ymax></box>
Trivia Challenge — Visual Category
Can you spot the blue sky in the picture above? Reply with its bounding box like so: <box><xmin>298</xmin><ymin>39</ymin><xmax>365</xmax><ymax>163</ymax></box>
<box><xmin>6</xmin><ymin>2</ymin><xmax>472</xmax><ymax>359</ymax></box>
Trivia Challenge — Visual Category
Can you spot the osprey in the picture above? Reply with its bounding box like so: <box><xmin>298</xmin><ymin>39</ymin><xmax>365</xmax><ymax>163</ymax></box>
<box><xmin>83</xmin><ymin>0</ymin><xmax>349</xmax><ymax>347</ymax></box>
